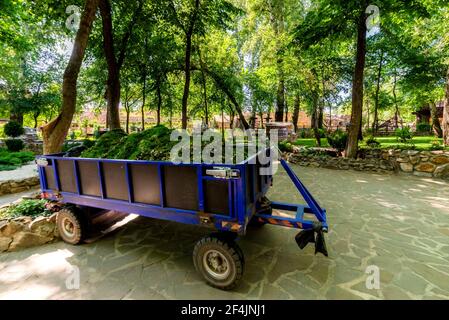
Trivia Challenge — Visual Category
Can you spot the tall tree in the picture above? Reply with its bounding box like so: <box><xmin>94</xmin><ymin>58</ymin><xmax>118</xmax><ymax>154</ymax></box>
<box><xmin>99</xmin><ymin>0</ymin><xmax>142</xmax><ymax>130</ymax></box>
<box><xmin>443</xmin><ymin>68</ymin><xmax>449</xmax><ymax>146</ymax></box>
<box><xmin>42</xmin><ymin>0</ymin><xmax>99</xmax><ymax>154</ymax></box>
<box><xmin>345</xmin><ymin>1</ymin><xmax>368</xmax><ymax>158</ymax></box>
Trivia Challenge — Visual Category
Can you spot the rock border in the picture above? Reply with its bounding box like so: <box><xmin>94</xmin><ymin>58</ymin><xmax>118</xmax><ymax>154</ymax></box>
<box><xmin>0</xmin><ymin>214</ymin><xmax>59</xmax><ymax>252</ymax></box>
<box><xmin>0</xmin><ymin>194</ymin><xmax>59</xmax><ymax>253</ymax></box>
<box><xmin>286</xmin><ymin>148</ymin><xmax>449</xmax><ymax>180</ymax></box>
<box><xmin>0</xmin><ymin>176</ymin><xmax>40</xmax><ymax>196</ymax></box>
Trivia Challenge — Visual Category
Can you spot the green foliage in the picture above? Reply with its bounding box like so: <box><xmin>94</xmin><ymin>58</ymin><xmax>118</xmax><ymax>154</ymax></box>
<box><xmin>395</xmin><ymin>127</ymin><xmax>413</xmax><ymax>143</ymax></box>
<box><xmin>0</xmin><ymin>148</ymin><xmax>35</xmax><ymax>171</ymax></box>
<box><xmin>93</xmin><ymin>127</ymin><xmax>101</xmax><ymax>139</ymax></box>
<box><xmin>5</xmin><ymin>139</ymin><xmax>24</xmax><ymax>152</ymax></box>
<box><xmin>293</xmin><ymin>138</ymin><xmax>330</xmax><ymax>148</ymax></box>
<box><xmin>80</xmin><ymin>126</ymin><xmax>178</xmax><ymax>161</ymax></box>
<box><xmin>108</xmin><ymin>125</ymin><xmax>176</xmax><ymax>161</ymax></box>
<box><xmin>416</xmin><ymin>123</ymin><xmax>432</xmax><ymax>133</ymax></box>
<box><xmin>0</xmin><ymin>199</ymin><xmax>50</xmax><ymax>220</ymax></box>
<box><xmin>3</xmin><ymin>121</ymin><xmax>24</xmax><ymax>138</ymax></box>
<box><xmin>365</xmin><ymin>136</ymin><xmax>381</xmax><ymax>148</ymax></box>
<box><xmin>326</xmin><ymin>130</ymin><xmax>348</xmax><ymax>152</ymax></box>
<box><xmin>430</xmin><ymin>138</ymin><xmax>444</xmax><ymax>150</ymax></box>
<box><xmin>80</xmin><ymin>129</ymin><xmax>127</xmax><ymax>158</ymax></box>
<box><xmin>278</xmin><ymin>141</ymin><xmax>294</xmax><ymax>153</ymax></box>
<box><xmin>317</xmin><ymin>128</ymin><xmax>326</xmax><ymax>139</ymax></box>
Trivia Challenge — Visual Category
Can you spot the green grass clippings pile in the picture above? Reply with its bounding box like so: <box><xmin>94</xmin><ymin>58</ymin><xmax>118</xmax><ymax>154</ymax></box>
<box><xmin>79</xmin><ymin>125</ymin><xmax>269</xmax><ymax>163</ymax></box>
<box><xmin>80</xmin><ymin>125</ymin><xmax>177</xmax><ymax>161</ymax></box>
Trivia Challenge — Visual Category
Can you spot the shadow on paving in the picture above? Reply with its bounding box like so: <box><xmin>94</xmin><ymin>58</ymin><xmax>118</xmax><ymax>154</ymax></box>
<box><xmin>1</xmin><ymin>165</ymin><xmax>449</xmax><ymax>300</ymax></box>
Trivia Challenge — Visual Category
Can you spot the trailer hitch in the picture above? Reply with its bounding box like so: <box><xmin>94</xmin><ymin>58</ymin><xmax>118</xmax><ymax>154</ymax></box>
<box><xmin>295</xmin><ymin>222</ymin><xmax>328</xmax><ymax>257</ymax></box>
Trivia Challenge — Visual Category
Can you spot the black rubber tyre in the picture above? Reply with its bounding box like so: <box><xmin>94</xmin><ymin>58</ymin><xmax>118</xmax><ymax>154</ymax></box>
<box><xmin>57</xmin><ymin>207</ymin><xmax>87</xmax><ymax>245</ymax></box>
<box><xmin>193</xmin><ymin>234</ymin><xmax>244</xmax><ymax>290</ymax></box>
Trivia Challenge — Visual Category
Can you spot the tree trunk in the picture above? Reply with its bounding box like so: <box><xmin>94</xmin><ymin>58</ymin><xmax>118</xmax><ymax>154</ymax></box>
<box><xmin>181</xmin><ymin>0</ymin><xmax>200</xmax><ymax>130</ymax></box>
<box><xmin>181</xmin><ymin>33</ymin><xmax>193</xmax><ymax>129</ymax></box>
<box><xmin>345</xmin><ymin>6</ymin><xmax>367</xmax><ymax>159</ymax></box>
<box><xmin>431</xmin><ymin>102</ymin><xmax>443</xmax><ymax>138</ymax></box>
<box><xmin>443</xmin><ymin>68</ymin><xmax>449</xmax><ymax>146</ymax></box>
<box><xmin>141</xmin><ymin>71</ymin><xmax>147</xmax><ymax>131</ymax></box>
<box><xmin>10</xmin><ymin>112</ymin><xmax>24</xmax><ymax>126</ymax></box>
<box><xmin>229</xmin><ymin>107</ymin><xmax>235</xmax><ymax>129</ymax></box>
<box><xmin>392</xmin><ymin>72</ymin><xmax>402</xmax><ymax>130</ymax></box>
<box><xmin>272</xmin><ymin>4</ymin><xmax>285</xmax><ymax>122</ymax></box>
<box><xmin>311</xmin><ymin>92</ymin><xmax>321</xmax><ymax>147</ymax></box>
<box><xmin>42</xmin><ymin>0</ymin><xmax>99</xmax><ymax>154</ymax></box>
<box><xmin>156</xmin><ymin>78</ymin><xmax>162</xmax><ymax>126</ymax></box>
<box><xmin>198</xmin><ymin>47</ymin><xmax>209</xmax><ymax>126</ymax></box>
<box><xmin>292</xmin><ymin>92</ymin><xmax>300</xmax><ymax>132</ymax></box>
<box><xmin>124</xmin><ymin>89</ymin><xmax>130</xmax><ymax>133</ymax></box>
<box><xmin>33</xmin><ymin>111</ymin><xmax>40</xmax><ymax>128</ymax></box>
<box><xmin>318</xmin><ymin>105</ymin><xmax>324</xmax><ymax>129</ymax></box>
<box><xmin>372</xmin><ymin>50</ymin><xmax>384</xmax><ymax>134</ymax></box>
<box><xmin>125</xmin><ymin>108</ymin><xmax>130</xmax><ymax>133</ymax></box>
<box><xmin>99</xmin><ymin>0</ymin><xmax>121</xmax><ymax>130</ymax></box>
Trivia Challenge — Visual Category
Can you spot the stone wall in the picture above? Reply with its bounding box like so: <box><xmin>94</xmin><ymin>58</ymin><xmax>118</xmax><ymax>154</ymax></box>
<box><xmin>287</xmin><ymin>148</ymin><xmax>449</xmax><ymax>180</ymax></box>
<box><xmin>0</xmin><ymin>176</ymin><xmax>40</xmax><ymax>196</ymax></box>
<box><xmin>0</xmin><ymin>214</ymin><xmax>58</xmax><ymax>252</ymax></box>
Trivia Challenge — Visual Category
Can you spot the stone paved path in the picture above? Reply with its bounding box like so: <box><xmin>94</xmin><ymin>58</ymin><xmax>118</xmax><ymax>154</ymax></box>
<box><xmin>1</xmin><ymin>166</ymin><xmax>448</xmax><ymax>300</ymax></box>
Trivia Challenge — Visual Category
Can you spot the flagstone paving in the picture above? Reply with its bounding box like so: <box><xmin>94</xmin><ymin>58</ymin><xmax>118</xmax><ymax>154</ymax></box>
<box><xmin>1</xmin><ymin>165</ymin><xmax>449</xmax><ymax>300</ymax></box>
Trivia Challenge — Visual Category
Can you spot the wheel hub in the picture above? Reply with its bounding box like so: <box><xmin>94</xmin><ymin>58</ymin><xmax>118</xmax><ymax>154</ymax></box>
<box><xmin>203</xmin><ymin>249</ymin><xmax>230</xmax><ymax>280</ymax></box>
<box><xmin>61</xmin><ymin>217</ymin><xmax>75</xmax><ymax>238</ymax></box>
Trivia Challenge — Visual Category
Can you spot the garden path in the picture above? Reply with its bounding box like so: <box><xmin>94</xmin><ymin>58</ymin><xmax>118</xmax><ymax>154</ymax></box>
<box><xmin>1</xmin><ymin>165</ymin><xmax>448</xmax><ymax>299</ymax></box>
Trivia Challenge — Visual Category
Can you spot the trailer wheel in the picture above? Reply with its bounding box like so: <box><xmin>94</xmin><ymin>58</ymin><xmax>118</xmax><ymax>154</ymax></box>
<box><xmin>193</xmin><ymin>234</ymin><xmax>244</xmax><ymax>290</ymax></box>
<box><xmin>57</xmin><ymin>207</ymin><xmax>86</xmax><ymax>245</ymax></box>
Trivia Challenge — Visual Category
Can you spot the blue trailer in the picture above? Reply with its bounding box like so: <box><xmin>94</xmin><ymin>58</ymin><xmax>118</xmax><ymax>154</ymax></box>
<box><xmin>36</xmin><ymin>149</ymin><xmax>328</xmax><ymax>290</ymax></box>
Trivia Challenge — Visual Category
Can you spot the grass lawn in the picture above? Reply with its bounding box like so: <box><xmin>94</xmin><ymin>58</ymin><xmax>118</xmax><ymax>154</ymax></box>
<box><xmin>293</xmin><ymin>136</ymin><xmax>447</xmax><ymax>151</ymax></box>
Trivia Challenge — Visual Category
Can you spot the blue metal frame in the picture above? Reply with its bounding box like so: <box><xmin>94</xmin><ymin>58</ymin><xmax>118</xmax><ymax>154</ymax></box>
<box><xmin>36</xmin><ymin>150</ymin><xmax>328</xmax><ymax>235</ymax></box>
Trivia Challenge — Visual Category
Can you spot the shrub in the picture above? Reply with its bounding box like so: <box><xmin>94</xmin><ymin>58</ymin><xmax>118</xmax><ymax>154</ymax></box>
<box><xmin>316</xmin><ymin>128</ymin><xmax>326</xmax><ymax>138</ymax></box>
<box><xmin>5</xmin><ymin>139</ymin><xmax>24</xmax><ymax>152</ymax></box>
<box><xmin>395</xmin><ymin>127</ymin><xmax>413</xmax><ymax>143</ymax></box>
<box><xmin>365</xmin><ymin>135</ymin><xmax>380</xmax><ymax>148</ymax></box>
<box><xmin>0</xmin><ymin>164</ymin><xmax>18</xmax><ymax>171</ymax></box>
<box><xmin>279</xmin><ymin>141</ymin><xmax>294</xmax><ymax>153</ymax></box>
<box><xmin>430</xmin><ymin>139</ymin><xmax>443</xmax><ymax>151</ymax></box>
<box><xmin>364</xmin><ymin>128</ymin><xmax>374</xmax><ymax>136</ymax></box>
<box><xmin>326</xmin><ymin>130</ymin><xmax>348</xmax><ymax>152</ymax></box>
<box><xmin>0</xmin><ymin>149</ymin><xmax>35</xmax><ymax>171</ymax></box>
<box><xmin>3</xmin><ymin>121</ymin><xmax>24</xmax><ymax>138</ymax></box>
<box><xmin>0</xmin><ymin>199</ymin><xmax>50</xmax><ymax>219</ymax></box>
<box><xmin>82</xmin><ymin>139</ymin><xmax>95</xmax><ymax>149</ymax></box>
<box><xmin>93</xmin><ymin>127</ymin><xmax>101</xmax><ymax>139</ymax></box>
<box><xmin>416</xmin><ymin>123</ymin><xmax>432</xmax><ymax>133</ymax></box>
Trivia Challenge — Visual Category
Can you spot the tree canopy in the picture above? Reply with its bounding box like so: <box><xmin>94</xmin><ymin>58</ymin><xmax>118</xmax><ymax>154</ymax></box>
<box><xmin>0</xmin><ymin>0</ymin><xmax>448</xmax><ymax>154</ymax></box>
